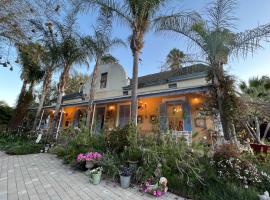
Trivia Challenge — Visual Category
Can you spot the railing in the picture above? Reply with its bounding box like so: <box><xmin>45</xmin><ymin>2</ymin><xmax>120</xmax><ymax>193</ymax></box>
<box><xmin>170</xmin><ymin>130</ymin><xmax>192</xmax><ymax>145</ymax></box>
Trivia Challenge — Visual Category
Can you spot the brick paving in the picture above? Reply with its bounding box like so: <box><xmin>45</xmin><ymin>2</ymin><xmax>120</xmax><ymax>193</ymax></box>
<box><xmin>0</xmin><ymin>152</ymin><xmax>184</xmax><ymax>200</ymax></box>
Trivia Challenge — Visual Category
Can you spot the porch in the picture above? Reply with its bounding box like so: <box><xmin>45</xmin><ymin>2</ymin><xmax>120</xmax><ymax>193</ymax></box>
<box><xmin>38</xmin><ymin>93</ymin><xmax>212</xmax><ymax>142</ymax></box>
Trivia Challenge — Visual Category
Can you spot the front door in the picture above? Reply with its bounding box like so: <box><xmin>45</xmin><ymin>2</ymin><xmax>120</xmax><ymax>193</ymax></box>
<box><xmin>94</xmin><ymin>107</ymin><xmax>105</xmax><ymax>134</ymax></box>
<box><xmin>119</xmin><ymin>105</ymin><xmax>130</xmax><ymax>128</ymax></box>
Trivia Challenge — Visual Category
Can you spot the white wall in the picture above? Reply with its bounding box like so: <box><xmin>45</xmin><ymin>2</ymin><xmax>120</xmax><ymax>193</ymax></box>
<box><xmin>83</xmin><ymin>63</ymin><xmax>129</xmax><ymax>99</ymax></box>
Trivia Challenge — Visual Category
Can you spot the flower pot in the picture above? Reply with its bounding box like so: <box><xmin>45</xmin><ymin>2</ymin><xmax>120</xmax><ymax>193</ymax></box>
<box><xmin>89</xmin><ymin>172</ymin><xmax>102</xmax><ymax>185</ymax></box>
<box><xmin>128</xmin><ymin>160</ymin><xmax>138</xmax><ymax>171</ymax></box>
<box><xmin>120</xmin><ymin>175</ymin><xmax>131</xmax><ymax>188</ymax></box>
<box><xmin>85</xmin><ymin>160</ymin><xmax>94</xmax><ymax>169</ymax></box>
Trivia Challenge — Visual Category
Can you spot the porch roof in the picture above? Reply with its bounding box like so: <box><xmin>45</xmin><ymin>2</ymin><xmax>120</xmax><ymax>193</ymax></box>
<box><xmin>40</xmin><ymin>85</ymin><xmax>211</xmax><ymax>109</ymax></box>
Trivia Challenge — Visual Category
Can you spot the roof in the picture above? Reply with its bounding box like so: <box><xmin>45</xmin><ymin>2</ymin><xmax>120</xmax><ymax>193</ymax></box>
<box><xmin>37</xmin><ymin>85</ymin><xmax>210</xmax><ymax>110</ymax></box>
<box><xmin>123</xmin><ymin>64</ymin><xmax>210</xmax><ymax>90</ymax></box>
<box><xmin>62</xmin><ymin>92</ymin><xmax>83</xmax><ymax>101</ymax></box>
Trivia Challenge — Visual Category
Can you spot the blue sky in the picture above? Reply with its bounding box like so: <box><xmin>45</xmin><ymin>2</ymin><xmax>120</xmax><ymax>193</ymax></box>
<box><xmin>1</xmin><ymin>0</ymin><xmax>270</xmax><ymax>106</ymax></box>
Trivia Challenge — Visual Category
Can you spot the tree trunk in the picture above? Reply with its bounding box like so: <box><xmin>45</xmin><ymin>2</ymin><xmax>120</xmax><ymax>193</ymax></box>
<box><xmin>255</xmin><ymin>116</ymin><xmax>261</xmax><ymax>143</ymax></box>
<box><xmin>48</xmin><ymin>64</ymin><xmax>70</xmax><ymax>136</ymax></box>
<box><xmin>86</xmin><ymin>59</ymin><xmax>100</xmax><ymax>128</ymax></box>
<box><xmin>32</xmin><ymin>70</ymin><xmax>52</xmax><ymax>131</ymax></box>
<box><xmin>212</xmin><ymin>63</ymin><xmax>231</xmax><ymax>140</ymax></box>
<box><xmin>8</xmin><ymin>79</ymin><xmax>28</xmax><ymax>130</ymax></box>
<box><xmin>262</xmin><ymin>122</ymin><xmax>270</xmax><ymax>141</ymax></box>
<box><xmin>131</xmin><ymin>50</ymin><xmax>139</xmax><ymax>126</ymax></box>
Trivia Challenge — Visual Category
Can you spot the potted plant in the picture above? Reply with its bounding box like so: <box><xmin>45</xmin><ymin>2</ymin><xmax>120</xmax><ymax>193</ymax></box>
<box><xmin>140</xmin><ymin>177</ymin><xmax>168</xmax><ymax>197</ymax></box>
<box><xmin>89</xmin><ymin>167</ymin><xmax>102</xmax><ymax>185</ymax></box>
<box><xmin>127</xmin><ymin>147</ymin><xmax>141</xmax><ymax>170</ymax></box>
<box><xmin>77</xmin><ymin>152</ymin><xmax>102</xmax><ymax>170</ymax></box>
<box><xmin>119</xmin><ymin>166</ymin><xmax>133</xmax><ymax>188</ymax></box>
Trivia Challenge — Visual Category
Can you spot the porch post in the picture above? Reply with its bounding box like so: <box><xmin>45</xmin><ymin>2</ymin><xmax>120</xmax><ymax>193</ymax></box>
<box><xmin>37</xmin><ymin>109</ymin><xmax>45</xmax><ymax>130</ymax></box>
<box><xmin>56</xmin><ymin>108</ymin><xmax>64</xmax><ymax>140</ymax></box>
<box><xmin>90</xmin><ymin>104</ymin><xmax>96</xmax><ymax>135</ymax></box>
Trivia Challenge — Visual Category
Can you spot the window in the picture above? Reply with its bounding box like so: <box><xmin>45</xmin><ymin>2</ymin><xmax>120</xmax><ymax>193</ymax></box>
<box><xmin>100</xmin><ymin>72</ymin><xmax>108</xmax><ymax>88</ymax></box>
<box><xmin>168</xmin><ymin>83</ymin><xmax>177</xmax><ymax>89</ymax></box>
<box><xmin>123</xmin><ymin>90</ymin><xmax>128</xmax><ymax>95</ymax></box>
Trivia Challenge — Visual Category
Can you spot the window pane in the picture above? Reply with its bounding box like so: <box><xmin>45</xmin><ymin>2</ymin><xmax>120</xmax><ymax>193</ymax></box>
<box><xmin>100</xmin><ymin>72</ymin><xmax>108</xmax><ymax>88</ymax></box>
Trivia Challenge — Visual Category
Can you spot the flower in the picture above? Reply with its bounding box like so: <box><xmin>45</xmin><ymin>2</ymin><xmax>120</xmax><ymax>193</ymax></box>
<box><xmin>77</xmin><ymin>152</ymin><xmax>103</xmax><ymax>162</ymax></box>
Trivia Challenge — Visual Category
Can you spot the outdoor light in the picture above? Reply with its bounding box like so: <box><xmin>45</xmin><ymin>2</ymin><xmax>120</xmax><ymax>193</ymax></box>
<box><xmin>109</xmin><ymin>105</ymin><xmax>115</xmax><ymax>111</ymax></box>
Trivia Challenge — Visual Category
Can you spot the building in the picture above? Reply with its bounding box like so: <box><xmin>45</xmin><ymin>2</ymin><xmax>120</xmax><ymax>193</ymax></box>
<box><xmin>39</xmin><ymin>63</ymin><xmax>215</xmax><ymax>141</ymax></box>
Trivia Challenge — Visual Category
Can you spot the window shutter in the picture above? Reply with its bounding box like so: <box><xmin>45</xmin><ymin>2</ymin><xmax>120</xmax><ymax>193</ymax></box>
<box><xmin>159</xmin><ymin>103</ymin><xmax>167</xmax><ymax>133</ymax></box>
<box><xmin>73</xmin><ymin>110</ymin><xmax>80</xmax><ymax>127</ymax></box>
<box><xmin>183</xmin><ymin>101</ymin><xmax>192</xmax><ymax>131</ymax></box>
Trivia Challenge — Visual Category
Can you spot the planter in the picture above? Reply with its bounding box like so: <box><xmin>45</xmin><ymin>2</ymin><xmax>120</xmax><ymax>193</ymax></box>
<box><xmin>120</xmin><ymin>175</ymin><xmax>131</xmax><ymax>188</ymax></box>
<box><xmin>85</xmin><ymin>160</ymin><xmax>94</xmax><ymax>169</ymax></box>
<box><xmin>89</xmin><ymin>171</ymin><xmax>102</xmax><ymax>185</ymax></box>
<box><xmin>250</xmin><ymin>143</ymin><xmax>270</xmax><ymax>154</ymax></box>
<box><xmin>128</xmin><ymin>160</ymin><xmax>138</xmax><ymax>171</ymax></box>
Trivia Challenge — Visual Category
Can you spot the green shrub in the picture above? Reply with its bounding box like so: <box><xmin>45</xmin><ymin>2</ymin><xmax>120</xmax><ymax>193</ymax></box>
<box><xmin>50</xmin><ymin>145</ymin><xmax>66</xmax><ymax>158</ymax></box>
<box><xmin>6</xmin><ymin>142</ymin><xmax>42</xmax><ymax>155</ymax></box>
<box><xmin>55</xmin><ymin>127</ymin><xmax>105</xmax><ymax>164</ymax></box>
<box><xmin>106</xmin><ymin>123</ymin><xmax>136</xmax><ymax>153</ymax></box>
<box><xmin>100</xmin><ymin>152</ymin><xmax>121</xmax><ymax>180</ymax></box>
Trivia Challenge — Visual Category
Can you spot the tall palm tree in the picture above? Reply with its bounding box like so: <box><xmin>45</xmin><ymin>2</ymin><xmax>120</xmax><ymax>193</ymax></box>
<box><xmin>78</xmin><ymin>0</ymin><xmax>197</xmax><ymax>125</ymax></box>
<box><xmin>47</xmin><ymin>12</ymin><xmax>89</xmax><ymax>136</ymax></box>
<box><xmin>164</xmin><ymin>48</ymin><xmax>185</xmax><ymax>71</ymax></box>
<box><xmin>9</xmin><ymin>42</ymin><xmax>44</xmax><ymax>130</ymax></box>
<box><xmin>29</xmin><ymin>19</ymin><xmax>61</xmax><ymax>131</ymax></box>
<box><xmin>155</xmin><ymin>0</ymin><xmax>270</xmax><ymax>140</ymax></box>
<box><xmin>82</xmin><ymin>28</ymin><xmax>125</xmax><ymax>128</ymax></box>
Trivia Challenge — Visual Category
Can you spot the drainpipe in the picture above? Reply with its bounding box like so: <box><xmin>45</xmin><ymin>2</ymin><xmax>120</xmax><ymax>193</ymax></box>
<box><xmin>90</xmin><ymin>104</ymin><xmax>96</xmax><ymax>135</ymax></box>
<box><xmin>56</xmin><ymin>108</ymin><xmax>64</xmax><ymax>140</ymax></box>
<box><xmin>37</xmin><ymin>109</ymin><xmax>44</xmax><ymax>130</ymax></box>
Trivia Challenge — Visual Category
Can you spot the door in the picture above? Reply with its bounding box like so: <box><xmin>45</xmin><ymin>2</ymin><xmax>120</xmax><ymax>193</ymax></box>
<box><xmin>119</xmin><ymin>105</ymin><xmax>130</xmax><ymax>128</ymax></box>
<box><xmin>94</xmin><ymin>107</ymin><xmax>105</xmax><ymax>134</ymax></box>
<box><xmin>166</xmin><ymin>103</ymin><xmax>184</xmax><ymax>132</ymax></box>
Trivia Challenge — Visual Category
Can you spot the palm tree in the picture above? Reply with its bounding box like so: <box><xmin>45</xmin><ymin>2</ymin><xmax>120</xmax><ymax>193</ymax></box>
<box><xmin>164</xmin><ymin>48</ymin><xmax>185</xmax><ymax>71</ymax></box>
<box><xmin>82</xmin><ymin>28</ymin><xmax>125</xmax><ymax>127</ymax></box>
<box><xmin>155</xmin><ymin>0</ymin><xmax>270</xmax><ymax>140</ymax></box>
<box><xmin>78</xmin><ymin>0</ymin><xmax>197</xmax><ymax>125</ymax></box>
<box><xmin>9</xmin><ymin>42</ymin><xmax>44</xmax><ymax>130</ymax></box>
<box><xmin>47</xmin><ymin>12</ymin><xmax>89</xmax><ymax>136</ymax></box>
<box><xmin>29</xmin><ymin>19</ymin><xmax>61</xmax><ymax>131</ymax></box>
<box><xmin>240</xmin><ymin>76</ymin><xmax>270</xmax><ymax>142</ymax></box>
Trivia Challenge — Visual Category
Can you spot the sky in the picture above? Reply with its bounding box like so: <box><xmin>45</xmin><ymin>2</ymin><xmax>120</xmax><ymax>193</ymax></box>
<box><xmin>0</xmin><ymin>0</ymin><xmax>270</xmax><ymax>107</ymax></box>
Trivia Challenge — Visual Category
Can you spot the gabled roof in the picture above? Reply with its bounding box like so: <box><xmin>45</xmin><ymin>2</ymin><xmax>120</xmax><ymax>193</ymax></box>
<box><xmin>123</xmin><ymin>64</ymin><xmax>209</xmax><ymax>90</ymax></box>
<box><xmin>62</xmin><ymin>91</ymin><xmax>83</xmax><ymax>101</ymax></box>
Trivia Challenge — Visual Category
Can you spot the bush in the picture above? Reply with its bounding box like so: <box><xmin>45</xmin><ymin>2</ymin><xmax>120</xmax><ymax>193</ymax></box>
<box><xmin>52</xmin><ymin>127</ymin><xmax>106</xmax><ymax>164</ymax></box>
<box><xmin>106</xmin><ymin>123</ymin><xmax>136</xmax><ymax>153</ymax></box>
<box><xmin>6</xmin><ymin>142</ymin><xmax>42</xmax><ymax>155</ymax></box>
<box><xmin>50</xmin><ymin>145</ymin><xmax>66</xmax><ymax>158</ymax></box>
<box><xmin>100</xmin><ymin>152</ymin><xmax>121</xmax><ymax>180</ymax></box>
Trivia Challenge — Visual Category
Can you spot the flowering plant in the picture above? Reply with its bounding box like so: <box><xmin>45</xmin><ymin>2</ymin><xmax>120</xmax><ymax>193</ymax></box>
<box><xmin>211</xmin><ymin>156</ymin><xmax>269</xmax><ymax>187</ymax></box>
<box><xmin>140</xmin><ymin>177</ymin><xmax>168</xmax><ymax>197</ymax></box>
<box><xmin>77</xmin><ymin>152</ymin><xmax>102</xmax><ymax>162</ymax></box>
<box><xmin>89</xmin><ymin>167</ymin><xmax>103</xmax><ymax>175</ymax></box>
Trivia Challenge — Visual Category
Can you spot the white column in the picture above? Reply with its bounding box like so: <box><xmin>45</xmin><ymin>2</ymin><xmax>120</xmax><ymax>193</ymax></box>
<box><xmin>37</xmin><ymin>109</ymin><xmax>45</xmax><ymax>130</ymax></box>
<box><xmin>56</xmin><ymin>108</ymin><xmax>64</xmax><ymax>140</ymax></box>
<box><xmin>90</xmin><ymin>104</ymin><xmax>96</xmax><ymax>135</ymax></box>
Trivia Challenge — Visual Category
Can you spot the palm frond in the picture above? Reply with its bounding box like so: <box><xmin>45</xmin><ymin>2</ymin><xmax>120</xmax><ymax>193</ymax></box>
<box><xmin>208</xmin><ymin>0</ymin><xmax>237</xmax><ymax>29</ymax></box>
<box><xmin>100</xmin><ymin>54</ymin><xmax>118</xmax><ymax>64</ymax></box>
<box><xmin>84</xmin><ymin>0</ymin><xmax>133</xmax><ymax>26</ymax></box>
<box><xmin>231</xmin><ymin>23</ymin><xmax>270</xmax><ymax>58</ymax></box>
<box><xmin>154</xmin><ymin>12</ymin><xmax>207</xmax><ymax>53</ymax></box>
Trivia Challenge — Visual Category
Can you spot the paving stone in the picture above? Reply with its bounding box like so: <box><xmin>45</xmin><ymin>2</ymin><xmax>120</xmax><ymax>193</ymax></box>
<box><xmin>0</xmin><ymin>151</ymin><xmax>184</xmax><ymax>200</ymax></box>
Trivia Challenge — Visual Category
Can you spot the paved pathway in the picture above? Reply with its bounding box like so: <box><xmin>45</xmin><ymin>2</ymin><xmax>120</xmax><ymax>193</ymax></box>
<box><xmin>0</xmin><ymin>152</ymin><xmax>183</xmax><ymax>200</ymax></box>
